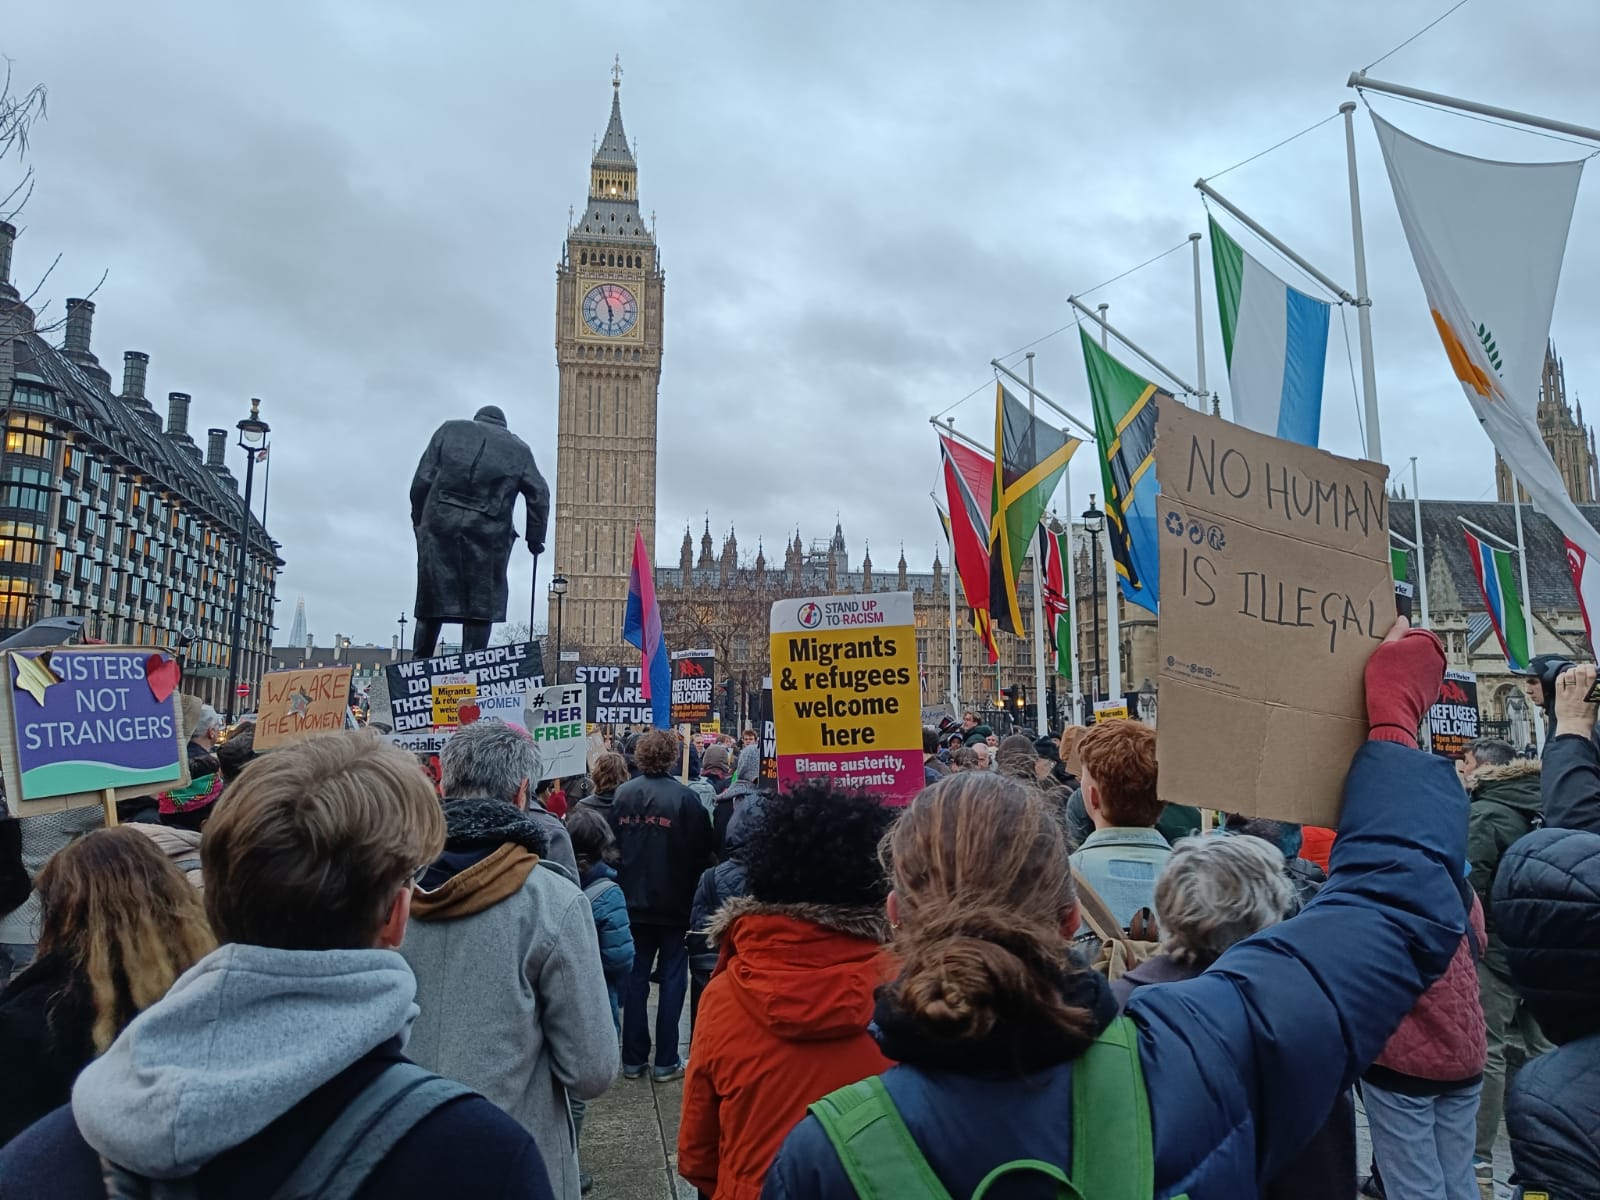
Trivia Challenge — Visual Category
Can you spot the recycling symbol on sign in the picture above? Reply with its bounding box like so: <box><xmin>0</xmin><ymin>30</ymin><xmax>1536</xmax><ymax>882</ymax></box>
<box><xmin>1164</xmin><ymin>511</ymin><xmax>1185</xmax><ymax>536</ymax></box>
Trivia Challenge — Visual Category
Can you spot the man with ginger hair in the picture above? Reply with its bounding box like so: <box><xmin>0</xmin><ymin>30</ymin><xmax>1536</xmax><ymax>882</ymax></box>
<box><xmin>1069</xmin><ymin>720</ymin><xmax>1171</xmax><ymax>929</ymax></box>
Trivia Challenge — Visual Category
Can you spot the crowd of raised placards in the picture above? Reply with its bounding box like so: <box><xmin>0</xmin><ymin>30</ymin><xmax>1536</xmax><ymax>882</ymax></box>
<box><xmin>0</xmin><ymin>623</ymin><xmax>1596</xmax><ymax>1200</ymax></box>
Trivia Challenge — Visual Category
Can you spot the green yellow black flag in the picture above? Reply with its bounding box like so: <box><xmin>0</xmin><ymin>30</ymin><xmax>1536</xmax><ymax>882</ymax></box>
<box><xmin>988</xmin><ymin>382</ymin><xmax>1080</xmax><ymax>636</ymax></box>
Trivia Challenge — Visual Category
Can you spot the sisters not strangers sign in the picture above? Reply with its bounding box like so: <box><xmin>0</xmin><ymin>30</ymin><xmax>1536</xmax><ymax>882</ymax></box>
<box><xmin>0</xmin><ymin>647</ymin><xmax>187</xmax><ymax>815</ymax></box>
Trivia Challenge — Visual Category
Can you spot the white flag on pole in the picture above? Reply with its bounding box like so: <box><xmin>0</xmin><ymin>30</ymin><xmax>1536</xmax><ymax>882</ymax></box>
<box><xmin>1371</xmin><ymin>113</ymin><xmax>1600</xmax><ymax>635</ymax></box>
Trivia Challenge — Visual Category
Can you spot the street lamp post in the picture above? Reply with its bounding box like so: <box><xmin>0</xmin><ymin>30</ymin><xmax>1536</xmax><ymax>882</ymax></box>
<box><xmin>1081</xmin><ymin>496</ymin><xmax>1105</xmax><ymax>706</ymax></box>
<box><xmin>397</xmin><ymin>611</ymin><xmax>409</xmax><ymax>660</ymax></box>
<box><xmin>549</xmin><ymin>574</ymin><xmax>568</xmax><ymax>684</ymax></box>
<box><xmin>225</xmin><ymin>399</ymin><xmax>269</xmax><ymax>721</ymax></box>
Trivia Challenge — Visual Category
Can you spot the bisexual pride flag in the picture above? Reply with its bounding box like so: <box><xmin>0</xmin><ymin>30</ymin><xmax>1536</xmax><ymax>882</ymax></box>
<box><xmin>622</xmin><ymin>527</ymin><xmax>671</xmax><ymax>728</ymax></box>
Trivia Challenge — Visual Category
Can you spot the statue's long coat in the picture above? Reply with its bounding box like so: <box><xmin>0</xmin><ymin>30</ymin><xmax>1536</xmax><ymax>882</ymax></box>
<box><xmin>410</xmin><ymin>409</ymin><xmax>550</xmax><ymax>623</ymax></box>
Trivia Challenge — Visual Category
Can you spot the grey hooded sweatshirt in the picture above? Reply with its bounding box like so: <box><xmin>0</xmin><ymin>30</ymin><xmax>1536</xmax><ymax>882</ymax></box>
<box><xmin>71</xmin><ymin>944</ymin><xmax>422</xmax><ymax>1178</ymax></box>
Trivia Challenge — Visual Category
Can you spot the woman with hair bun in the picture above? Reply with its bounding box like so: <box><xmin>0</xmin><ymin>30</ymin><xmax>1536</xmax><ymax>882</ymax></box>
<box><xmin>763</xmin><ymin>619</ymin><xmax>1475</xmax><ymax>1199</ymax></box>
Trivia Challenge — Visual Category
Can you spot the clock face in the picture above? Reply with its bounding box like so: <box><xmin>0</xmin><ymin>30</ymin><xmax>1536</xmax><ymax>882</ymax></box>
<box><xmin>581</xmin><ymin>283</ymin><xmax>638</xmax><ymax>337</ymax></box>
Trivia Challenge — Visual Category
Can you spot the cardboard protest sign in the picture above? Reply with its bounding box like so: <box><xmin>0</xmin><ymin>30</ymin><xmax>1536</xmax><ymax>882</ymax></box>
<box><xmin>255</xmin><ymin>666</ymin><xmax>354</xmax><ymax>750</ymax></box>
<box><xmin>1093</xmin><ymin>701</ymin><xmax>1129</xmax><ymax>723</ymax></box>
<box><xmin>669</xmin><ymin>649</ymin><xmax>715</xmax><ymax>725</ymax></box>
<box><xmin>0</xmin><ymin>647</ymin><xmax>187</xmax><ymax>816</ymax></box>
<box><xmin>769</xmin><ymin>593</ymin><xmax>922</xmax><ymax>804</ymax></box>
<box><xmin>384</xmin><ymin>641</ymin><xmax>543</xmax><ymax>734</ymax></box>
<box><xmin>1428</xmin><ymin>670</ymin><xmax>1479</xmax><ymax>761</ymax></box>
<box><xmin>522</xmin><ymin>683</ymin><xmax>588</xmax><ymax>780</ymax></box>
<box><xmin>574</xmin><ymin>664</ymin><xmax>653</xmax><ymax>727</ymax></box>
<box><xmin>1156</xmin><ymin>403</ymin><xmax>1392</xmax><ymax>826</ymax></box>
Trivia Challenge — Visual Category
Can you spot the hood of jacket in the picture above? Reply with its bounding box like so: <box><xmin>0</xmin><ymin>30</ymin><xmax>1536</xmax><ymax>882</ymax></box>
<box><xmin>1469</xmin><ymin>759</ymin><xmax>1542</xmax><ymax>814</ymax></box>
<box><xmin>709</xmin><ymin>897</ymin><xmax>890</xmax><ymax>1042</ymax></box>
<box><xmin>411</xmin><ymin>843</ymin><xmax>540</xmax><ymax>920</ymax></box>
<box><xmin>72</xmin><ymin>943</ymin><xmax>418</xmax><ymax>1179</ymax></box>
<box><xmin>127</xmin><ymin>822</ymin><xmax>202</xmax><ymax>864</ymax></box>
<box><xmin>1494</xmin><ymin>827</ymin><xmax>1600</xmax><ymax>1044</ymax></box>
<box><xmin>721</xmin><ymin>793</ymin><xmax>766</xmax><ymax>856</ymax></box>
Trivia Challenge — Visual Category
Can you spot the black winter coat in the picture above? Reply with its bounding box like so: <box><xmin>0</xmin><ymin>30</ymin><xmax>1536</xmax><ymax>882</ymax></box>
<box><xmin>1494</xmin><ymin>825</ymin><xmax>1600</xmax><ymax>1198</ymax></box>
<box><xmin>410</xmin><ymin>409</ymin><xmax>550</xmax><ymax>623</ymax></box>
<box><xmin>0</xmin><ymin>1038</ymin><xmax>553</xmax><ymax>1200</ymax></box>
<box><xmin>1541</xmin><ymin>732</ymin><xmax>1600</xmax><ymax>836</ymax></box>
<box><xmin>612</xmin><ymin>773</ymin><xmax>714</xmax><ymax>928</ymax></box>
<box><xmin>0</xmin><ymin>953</ymin><xmax>93</xmax><ymax>1148</ymax></box>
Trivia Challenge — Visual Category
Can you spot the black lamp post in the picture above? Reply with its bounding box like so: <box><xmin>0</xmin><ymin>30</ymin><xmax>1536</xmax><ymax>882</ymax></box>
<box><xmin>549</xmin><ymin>574</ymin><xmax>568</xmax><ymax>684</ymax></box>
<box><xmin>1081</xmin><ymin>495</ymin><xmax>1105</xmax><ymax>704</ymax></box>
<box><xmin>225</xmin><ymin>399</ymin><xmax>269</xmax><ymax>721</ymax></box>
<box><xmin>397</xmin><ymin>611</ymin><xmax>409</xmax><ymax>661</ymax></box>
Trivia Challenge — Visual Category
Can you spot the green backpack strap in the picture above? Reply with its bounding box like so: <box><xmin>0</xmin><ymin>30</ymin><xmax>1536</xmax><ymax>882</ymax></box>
<box><xmin>1072</xmin><ymin>1016</ymin><xmax>1159</xmax><ymax>1200</ymax></box>
<box><xmin>809</xmin><ymin>1077</ymin><xmax>953</xmax><ymax>1200</ymax></box>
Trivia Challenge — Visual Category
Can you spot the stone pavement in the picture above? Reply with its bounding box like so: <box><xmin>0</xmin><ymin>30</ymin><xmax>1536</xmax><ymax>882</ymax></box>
<box><xmin>579</xmin><ymin>997</ymin><xmax>695</xmax><ymax>1200</ymax></box>
<box><xmin>577</xmin><ymin>992</ymin><xmax>1520</xmax><ymax>1199</ymax></box>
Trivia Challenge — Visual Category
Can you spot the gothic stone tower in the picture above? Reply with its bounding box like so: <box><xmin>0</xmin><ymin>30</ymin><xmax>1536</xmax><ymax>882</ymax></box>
<box><xmin>554</xmin><ymin>62</ymin><xmax>665</xmax><ymax>652</ymax></box>
<box><xmin>1496</xmin><ymin>341</ymin><xmax>1599</xmax><ymax>504</ymax></box>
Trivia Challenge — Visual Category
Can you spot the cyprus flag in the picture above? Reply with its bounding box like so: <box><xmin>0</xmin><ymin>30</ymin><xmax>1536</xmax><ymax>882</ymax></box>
<box><xmin>1372</xmin><ymin>112</ymin><xmax>1600</xmax><ymax>637</ymax></box>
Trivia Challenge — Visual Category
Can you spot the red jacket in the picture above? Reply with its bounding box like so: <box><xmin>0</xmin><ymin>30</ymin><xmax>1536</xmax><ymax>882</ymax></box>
<box><xmin>1368</xmin><ymin>891</ymin><xmax>1487</xmax><ymax>1087</ymax></box>
<box><xmin>678</xmin><ymin>899</ymin><xmax>891</xmax><ymax>1200</ymax></box>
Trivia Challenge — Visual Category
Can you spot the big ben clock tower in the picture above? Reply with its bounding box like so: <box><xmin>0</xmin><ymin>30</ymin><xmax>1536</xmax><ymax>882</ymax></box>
<box><xmin>554</xmin><ymin>60</ymin><xmax>664</xmax><ymax>653</ymax></box>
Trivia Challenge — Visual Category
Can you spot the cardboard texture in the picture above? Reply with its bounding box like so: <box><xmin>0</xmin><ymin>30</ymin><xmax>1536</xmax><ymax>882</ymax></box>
<box><xmin>1156</xmin><ymin>403</ymin><xmax>1391</xmax><ymax>826</ymax></box>
<box><xmin>521</xmin><ymin>683</ymin><xmax>589</xmax><ymax>780</ymax></box>
<box><xmin>255</xmin><ymin>666</ymin><xmax>355</xmax><ymax>750</ymax></box>
<box><xmin>1</xmin><ymin>647</ymin><xmax>188</xmax><ymax>817</ymax></box>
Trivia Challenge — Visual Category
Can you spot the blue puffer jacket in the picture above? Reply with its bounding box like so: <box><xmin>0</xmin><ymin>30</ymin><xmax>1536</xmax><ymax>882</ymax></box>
<box><xmin>1494</xmin><ymin>825</ymin><xmax>1600</xmax><ymax>1200</ymax></box>
<box><xmin>762</xmin><ymin>741</ymin><xmax>1468</xmax><ymax>1200</ymax></box>
<box><xmin>579</xmin><ymin>862</ymin><xmax>634</xmax><ymax>988</ymax></box>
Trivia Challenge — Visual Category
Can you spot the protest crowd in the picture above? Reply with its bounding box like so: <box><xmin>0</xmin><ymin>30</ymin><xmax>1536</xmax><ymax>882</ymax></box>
<box><xmin>1</xmin><ymin>619</ymin><xmax>1598</xmax><ymax>1200</ymax></box>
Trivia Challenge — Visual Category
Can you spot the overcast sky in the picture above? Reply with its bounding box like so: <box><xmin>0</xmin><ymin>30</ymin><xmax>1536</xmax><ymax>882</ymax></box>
<box><xmin>7</xmin><ymin>1</ymin><xmax>1600</xmax><ymax>645</ymax></box>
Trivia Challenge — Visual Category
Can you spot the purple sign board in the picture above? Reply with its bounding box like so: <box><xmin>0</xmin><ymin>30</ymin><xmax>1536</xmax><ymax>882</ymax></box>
<box><xmin>5</xmin><ymin>650</ymin><xmax>185</xmax><ymax>801</ymax></box>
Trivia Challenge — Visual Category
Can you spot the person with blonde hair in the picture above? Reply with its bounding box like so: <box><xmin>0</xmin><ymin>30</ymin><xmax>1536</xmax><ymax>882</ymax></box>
<box><xmin>0</xmin><ymin>827</ymin><xmax>214</xmax><ymax>1146</ymax></box>
<box><xmin>764</xmin><ymin>619</ymin><xmax>1472</xmax><ymax>1199</ymax></box>
<box><xmin>0</xmin><ymin>731</ymin><xmax>558</xmax><ymax>1200</ymax></box>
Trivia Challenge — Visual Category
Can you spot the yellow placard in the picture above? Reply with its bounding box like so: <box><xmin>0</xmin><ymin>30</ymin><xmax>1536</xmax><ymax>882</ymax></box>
<box><xmin>431</xmin><ymin>683</ymin><xmax>476</xmax><ymax>727</ymax></box>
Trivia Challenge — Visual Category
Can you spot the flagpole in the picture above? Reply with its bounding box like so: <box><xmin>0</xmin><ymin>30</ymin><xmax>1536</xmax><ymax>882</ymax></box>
<box><xmin>1064</xmin><ymin>501</ymin><xmax>1082</xmax><ymax>728</ymax></box>
<box><xmin>1348</xmin><ymin>73</ymin><xmax>1600</xmax><ymax>145</ymax></box>
<box><xmin>1457</xmin><ymin>517</ymin><xmax>1516</xmax><ymax>553</ymax></box>
<box><xmin>939</xmin><ymin>480</ymin><xmax>960</xmax><ymax>715</ymax></box>
<box><xmin>929</xmin><ymin>415</ymin><xmax>995</xmax><ymax>457</ymax></box>
<box><xmin>1103</xmin><ymin>518</ymin><xmax>1122</xmax><ymax>708</ymax></box>
<box><xmin>1410</xmin><ymin>457</ymin><xmax>1430</xmax><ymax>628</ymax></box>
<box><xmin>1098</xmin><ymin>304</ymin><xmax>1109</xmax><ymax>350</ymax></box>
<box><xmin>1341</xmin><ymin>101</ymin><xmax>1383</xmax><ymax>462</ymax></box>
<box><xmin>1026</xmin><ymin>354</ymin><xmax>1049</xmax><ymax>737</ymax></box>
<box><xmin>1195</xmin><ymin>180</ymin><xmax>1358</xmax><ymax>303</ymax></box>
<box><xmin>988</xmin><ymin>361</ymin><xmax>1095</xmax><ymax>439</ymax></box>
<box><xmin>1067</xmin><ymin>297</ymin><xmax>1200</xmax><ymax>397</ymax></box>
<box><xmin>1510</xmin><ymin>473</ymin><xmax>1544</xmax><ymax>753</ymax></box>
<box><xmin>1189</xmin><ymin>232</ymin><xmax>1212</xmax><ymax>415</ymax></box>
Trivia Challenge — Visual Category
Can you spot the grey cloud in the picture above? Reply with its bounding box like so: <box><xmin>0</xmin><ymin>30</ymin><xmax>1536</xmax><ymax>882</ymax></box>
<box><xmin>5</xmin><ymin>0</ymin><xmax>1600</xmax><ymax>641</ymax></box>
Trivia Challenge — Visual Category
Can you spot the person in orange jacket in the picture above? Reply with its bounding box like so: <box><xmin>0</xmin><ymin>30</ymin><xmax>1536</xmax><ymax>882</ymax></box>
<box><xmin>677</xmin><ymin>781</ymin><xmax>897</xmax><ymax>1200</ymax></box>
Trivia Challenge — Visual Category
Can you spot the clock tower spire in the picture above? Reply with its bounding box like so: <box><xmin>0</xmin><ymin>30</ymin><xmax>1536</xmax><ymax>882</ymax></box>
<box><xmin>554</xmin><ymin>63</ymin><xmax>665</xmax><ymax>655</ymax></box>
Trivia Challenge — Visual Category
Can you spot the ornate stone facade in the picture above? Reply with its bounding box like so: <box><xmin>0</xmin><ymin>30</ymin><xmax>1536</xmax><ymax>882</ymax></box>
<box><xmin>1495</xmin><ymin>341</ymin><xmax>1598</xmax><ymax>503</ymax></box>
<box><xmin>553</xmin><ymin>65</ymin><xmax>665</xmax><ymax>653</ymax></box>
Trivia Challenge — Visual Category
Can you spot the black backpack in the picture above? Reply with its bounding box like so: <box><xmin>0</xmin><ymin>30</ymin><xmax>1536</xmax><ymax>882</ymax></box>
<box><xmin>100</xmin><ymin>1063</ymin><xmax>473</xmax><ymax>1200</ymax></box>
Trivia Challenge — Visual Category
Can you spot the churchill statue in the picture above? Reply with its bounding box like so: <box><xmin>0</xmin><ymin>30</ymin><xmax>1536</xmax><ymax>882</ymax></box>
<box><xmin>409</xmin><ymin>405</ymin><xmax>550</xmax><ymax>659</ymax></box>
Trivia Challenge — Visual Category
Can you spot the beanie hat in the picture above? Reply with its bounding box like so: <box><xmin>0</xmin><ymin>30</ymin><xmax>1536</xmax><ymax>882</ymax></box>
<box><xmin>703</xmin><ymin>745</ymin><xmax>732</xmax><ymax>775</ymax></box>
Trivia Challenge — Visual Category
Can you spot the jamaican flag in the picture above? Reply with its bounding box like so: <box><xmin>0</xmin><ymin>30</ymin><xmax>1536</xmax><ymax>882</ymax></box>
<box><xmin>1081</xmin><ymin>329</ymin><xmax>1163</xmax><ymax>614</ymax></box>
<box><xmin>988</xmin><ymin>382</ymin><xmax>1079</xmax><ymax>636</ymax></box>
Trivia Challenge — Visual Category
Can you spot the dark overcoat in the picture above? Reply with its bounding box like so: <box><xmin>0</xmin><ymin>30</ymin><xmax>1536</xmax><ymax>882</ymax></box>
<box><xmin>410</xmin><ymin>408</ymin><xmax>549</xmax><ymax>623</ymax></box>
